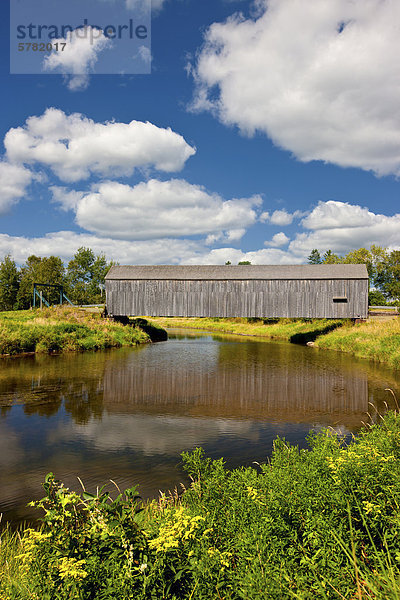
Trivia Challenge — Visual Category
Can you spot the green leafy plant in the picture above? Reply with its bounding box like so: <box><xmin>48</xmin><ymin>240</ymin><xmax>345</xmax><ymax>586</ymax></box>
<box><xmin>15</xmin><ymin>473</ymin><xmax>149</xmax><ymax>600</ymax></box>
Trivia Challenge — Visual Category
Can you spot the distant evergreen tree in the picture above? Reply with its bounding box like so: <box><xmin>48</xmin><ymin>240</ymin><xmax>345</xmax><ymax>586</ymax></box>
<box><xmin>0</xmin><ymin>255</ymin><xmax>20</xmax><ymax>311</ymax></box>
<box><xmin>225</xmin><ymin>261</ymin><xmax>232</xmax><ymax>265</ymax></box>
<box><xmin>307</xmin><ymin>249</ymin><xmax>322</xmax><ymax>264</ymax></box>
<box><xmin>238</xmin><ymin>261</ymin><xmax>252</xmax><ymax>265</ymax></box>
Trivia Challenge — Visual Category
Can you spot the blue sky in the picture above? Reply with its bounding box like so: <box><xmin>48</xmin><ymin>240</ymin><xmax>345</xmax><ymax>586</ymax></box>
<box><xmin>1</xmin><ymin>0</ymin><xmax>400</xmax><ymax>265</ymax></box>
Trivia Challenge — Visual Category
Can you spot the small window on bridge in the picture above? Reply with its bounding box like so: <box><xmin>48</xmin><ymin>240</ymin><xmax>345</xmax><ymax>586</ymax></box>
<box><xmin>333</xmin><ymin>297</ymin><xmax>348</xmax><ymax>303</ymax></box>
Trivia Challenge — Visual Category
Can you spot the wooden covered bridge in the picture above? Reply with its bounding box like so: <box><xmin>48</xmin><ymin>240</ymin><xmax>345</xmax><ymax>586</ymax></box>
<box><xmin>105</xmin><ymin>264</ymin><xmax>368</xmax><ymax>319</ymax></box>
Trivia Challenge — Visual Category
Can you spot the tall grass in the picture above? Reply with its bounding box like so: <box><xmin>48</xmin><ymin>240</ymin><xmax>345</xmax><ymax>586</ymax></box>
<box><xmin>0</xmin><ymin>306</ymin><xmax>154</xmax><ymax>356</ymax></box>
<box><xmin>0</xmin><ymin>524</ymin><xmax>31</xmax><ymax>599</ymax></box>
<box><xmin>315</xmin><ymin>317</ymin><xmax>400</xmax><ymax>369</ymax></box>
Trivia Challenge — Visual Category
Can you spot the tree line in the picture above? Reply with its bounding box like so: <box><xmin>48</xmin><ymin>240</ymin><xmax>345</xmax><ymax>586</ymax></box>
<box><xmin>1</xmin><ymin>245</ymin><xmax>399</xmax><ymax>312</ymax></box>
<box><xmin>308</xmin><ymin>245</ymin><xmax>400</xmax><ymax>304</ymax></box>
<box><xmin>0</xmin><ymin>247</ymin><xmax>114</xmax><ymax>311</ymax></box>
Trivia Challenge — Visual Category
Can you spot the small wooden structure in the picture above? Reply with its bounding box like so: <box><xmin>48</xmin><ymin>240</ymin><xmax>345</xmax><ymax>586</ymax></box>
<box><xmin>105</xmin><ymin>264</ymin><xmax>368</xmax><ymax>319</ymax></box>
<box><xmin>33</xmin><ymin>283</ymin><xmax>73</xmax><ymax>308</ymax></box>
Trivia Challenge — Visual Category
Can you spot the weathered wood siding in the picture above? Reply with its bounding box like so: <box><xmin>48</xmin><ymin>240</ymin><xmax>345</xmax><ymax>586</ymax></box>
<box><xmin>106</xmin><ymin>277</ymin><xmax>368</xmax><ymax>319</ymax></box>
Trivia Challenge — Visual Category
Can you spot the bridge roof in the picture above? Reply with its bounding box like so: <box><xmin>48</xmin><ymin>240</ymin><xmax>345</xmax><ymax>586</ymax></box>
<box><xmin>105</xmin><ymin>264</ymin><xmax>368</xmax><ymax>281</ymax></box>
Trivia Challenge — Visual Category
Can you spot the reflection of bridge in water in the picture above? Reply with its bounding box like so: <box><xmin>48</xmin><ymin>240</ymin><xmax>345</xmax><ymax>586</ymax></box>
<box><xmin>103</xmin><ymin>336</ymin><xmax>374</xmax><ymax>430</ymax></box>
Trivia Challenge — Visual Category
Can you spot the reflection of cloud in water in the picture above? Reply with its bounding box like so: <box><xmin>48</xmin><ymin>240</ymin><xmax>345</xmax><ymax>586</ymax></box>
<box><xmin>51</xmin><ymin>414</ymin><xmax>256</xmax><ymax>456</ymax></box>
<box><xmin>0</xmin><ymin>422</ymin><xmax>43</xmax><ymax>521</ymax></box>
<box><xmin>307</xmin><ymin>423</ymin><xmax>352</xmax><ymax>438</ymax></box>
<box><xmin>0</xmin><ymin>422</ymin><xmax>24</xmax><ymax>467</ymax></box>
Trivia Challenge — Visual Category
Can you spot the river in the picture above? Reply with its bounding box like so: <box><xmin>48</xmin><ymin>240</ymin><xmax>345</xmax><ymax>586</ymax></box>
<box><xmin>0</xmin><ymin>328</ymin><xmax>399</xmax><ymax>524</ymax></box>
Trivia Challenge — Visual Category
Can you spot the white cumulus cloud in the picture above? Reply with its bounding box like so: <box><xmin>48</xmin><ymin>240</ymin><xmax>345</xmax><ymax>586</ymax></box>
<box><xmin>288</xmin><ymin>201</ymin><xmax>400</xmax><ymax>256</ymax></box>
<box><xmin>260</xmin><ymin>209</ymin><xmax>301</xmax><ymax>226</ymax></box>
<box><xmin>264</xmin><ymin>232</ymin><xmax>289</xmax><ymax>247</ymax></box>
<box><xmin>1</xmin><ymin>201</ymin><xmax>399</xmax><ymax>267</ymax></box>
<box><xmin>191</xmin><ymin>0</ymin><xmax>400</xmax><ymax>176</ymax></box>
<box><xmin>270</xmin><ymin>210</ymin><xmax>295</xmax><ymax>226</ymax></box>
<box><xmin>4</xmin><ymin>108</ymin><xmax>196</xmax><ymax>182</ymax></box>
<box><xmin>301</xmin><ymin>200</ymin><xmax>382</xmax><ymax>230</ymax></box>
<box><xmin>52</xmin><ymin>179</ymin><xmax>261</xmax><ymax>240</ymax></box>
<box><xmin>183</xmin><ymin>246</ymin><xmax>302</xmax><ymax>265</ymax></box>
<box><xmin>50</xmin><ymin>187</ymin><xmax>85</xmax><ymax>212</ymax></box>
<box><xmin>0</xmin><ymin>232</ymin><xmax>202</xmax><ymax>265</ymax></box>
<box><xmin>0</xmin><ymin>229</ymin><xmax>299</xmax><ymax>266</ymax></box>
<box><xmin>0</xmin><ymin>162</ymin><xmax>34</xmax><ymax>215</ymax></box>
<box><xmin>43</xmin><ymin>27</ymin><xmax>111</xmax><ymax>91</ymax></box>
<box><xmin>138</xmin><ymin>45</ymin><xmax>152</xmax><ymax>65</ymax></box>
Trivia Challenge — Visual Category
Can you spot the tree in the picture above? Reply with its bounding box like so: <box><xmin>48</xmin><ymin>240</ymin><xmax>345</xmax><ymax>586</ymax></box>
<box><xmin>67</xmin><ymin>247</ymin><xmax>112</xmax><ymax>305</ymax></box>
<box><xmin>340</xmin><ymin>245</ymin><xmax>390</xmax><ymax>293</ymax></box>
<box><xmin>308</xmin><ymin>249</ymin><xmax>322</xmax><ymax>264</ymax></box>
<box><xmin>375</xmin><ymin>250</ymin><xmax>400</xmax><ymax>302</ymax></box>
<box><xmin>238</xmin><ymin>261</ymin><xmax>252</xmax><ymax>265</ymax></box>
<box><xmin>368</xmin><ymin>245</ymin><xmax>390</xmax><ymax>290</ymax></box>
<box><xmin>343</xmin><ymin>247</ymin><xmax>371</xmax><ymax>266</ymax></box>
<box><xmin>225</xmin><ymin>261</ymin><xmax>232</xmax><ymax>265</ymax></box>
<box><xmin>322</xmin><ymin>250</ymin><xmax>341</xmax><ymax>264</ymax></box>
<box><xmin>368</xmin><ymin>290</ymin><xmax>386</xmax><ymax>306</ymax></box>
<box><xmin>0</xmin><ymin>255</ymin><xmax>20</xmax><ymax>311</ymax></box>
<box><xmin>17</xmin><ymin>255</ymin><xmax>65</xmax><ymax>309</ymax></box>
<box><xmin>17</xmin><ymin>255</ymin><xmax>41</xmax><ymax>309</ymax></box>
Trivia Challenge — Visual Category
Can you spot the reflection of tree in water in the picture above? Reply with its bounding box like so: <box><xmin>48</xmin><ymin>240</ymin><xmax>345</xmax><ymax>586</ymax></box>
<box><xmin>23</xmin><ymin>398</ymin><xmax>63</xmax><ymax>418</ymax></box>
<box><xmin>63</xmin><ymin>387</ymin><xmax>104</xmax><ymax>425</ymax></box>
<box><xmin>1</xmin><ymin>405</ymin><xmax>12</xmax><ymax>418</ymax></box>
<box><xmin>0</xmin><ymin>351</ymin><xmax>116</xmax><ymax>423</ymax></box>
<box><xmin>0</xmin><ymin>347</ymin><xmax>150</xmax><ymax>423</ymax></box>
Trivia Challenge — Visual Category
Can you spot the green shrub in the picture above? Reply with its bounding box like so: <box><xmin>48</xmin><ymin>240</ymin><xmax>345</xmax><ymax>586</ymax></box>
<box><xmin>11</xmin><ymin>474</ymin><xmax>149</xmax><ymax>600</ymax></box>
<box><xmin>179</xmin><ymin>417</ymin><xmax>400</xmax><ymax>598</ymax></box>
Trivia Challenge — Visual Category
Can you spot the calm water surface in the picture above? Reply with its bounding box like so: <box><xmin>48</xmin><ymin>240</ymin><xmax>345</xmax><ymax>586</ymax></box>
<box><xmin>1</xmin><ymin>329</ymin><xmax>399</xmax><ymax>524</ymax></box>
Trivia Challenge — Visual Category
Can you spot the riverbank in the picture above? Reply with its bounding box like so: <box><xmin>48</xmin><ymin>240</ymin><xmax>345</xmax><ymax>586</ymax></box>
<box><xmin>0</xmin><ymin>307</ymin><xmax>165</xmax><ymax>356</ymax></box>
<box><xmin>2</xmin><ymin>411</ymin><xmax>400</xmax><ymax>599</ymax></box>
<box><xmin>315</xmin><ymin>316</ymin><xmax>400</xmax><ymax>369</ymax></box>
<box><xmin>150</xmin><ymin>316</ymin><xmax>345</xmax><ymax>343</ymax></box>
<box><xmin>151</xmin><ymin>316</ymin><xmax>400</xmax><ymax>369</ymax></box>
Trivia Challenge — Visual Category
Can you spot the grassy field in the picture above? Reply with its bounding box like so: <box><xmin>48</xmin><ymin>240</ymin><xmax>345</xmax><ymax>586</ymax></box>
<box><xmin>0</xmin><ymin>306</ymin><xmax>162</xmax><ymax>356</ymax></box>
<box><xmin>2</xmin><ymin>411</ymin><xmax>400</xmax><ymax>599</ymax></box>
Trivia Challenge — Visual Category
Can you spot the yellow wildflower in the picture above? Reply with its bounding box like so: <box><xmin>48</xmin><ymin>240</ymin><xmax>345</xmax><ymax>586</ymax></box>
<box><xmin>58</xmin><ymin>557</ymin><xmax>88</xmax><ymax>580</ymax></box>
<box><xmin>149</xmin><ymin>507</ymin><xmax>205</xmax><ymax>553</ymax></box>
